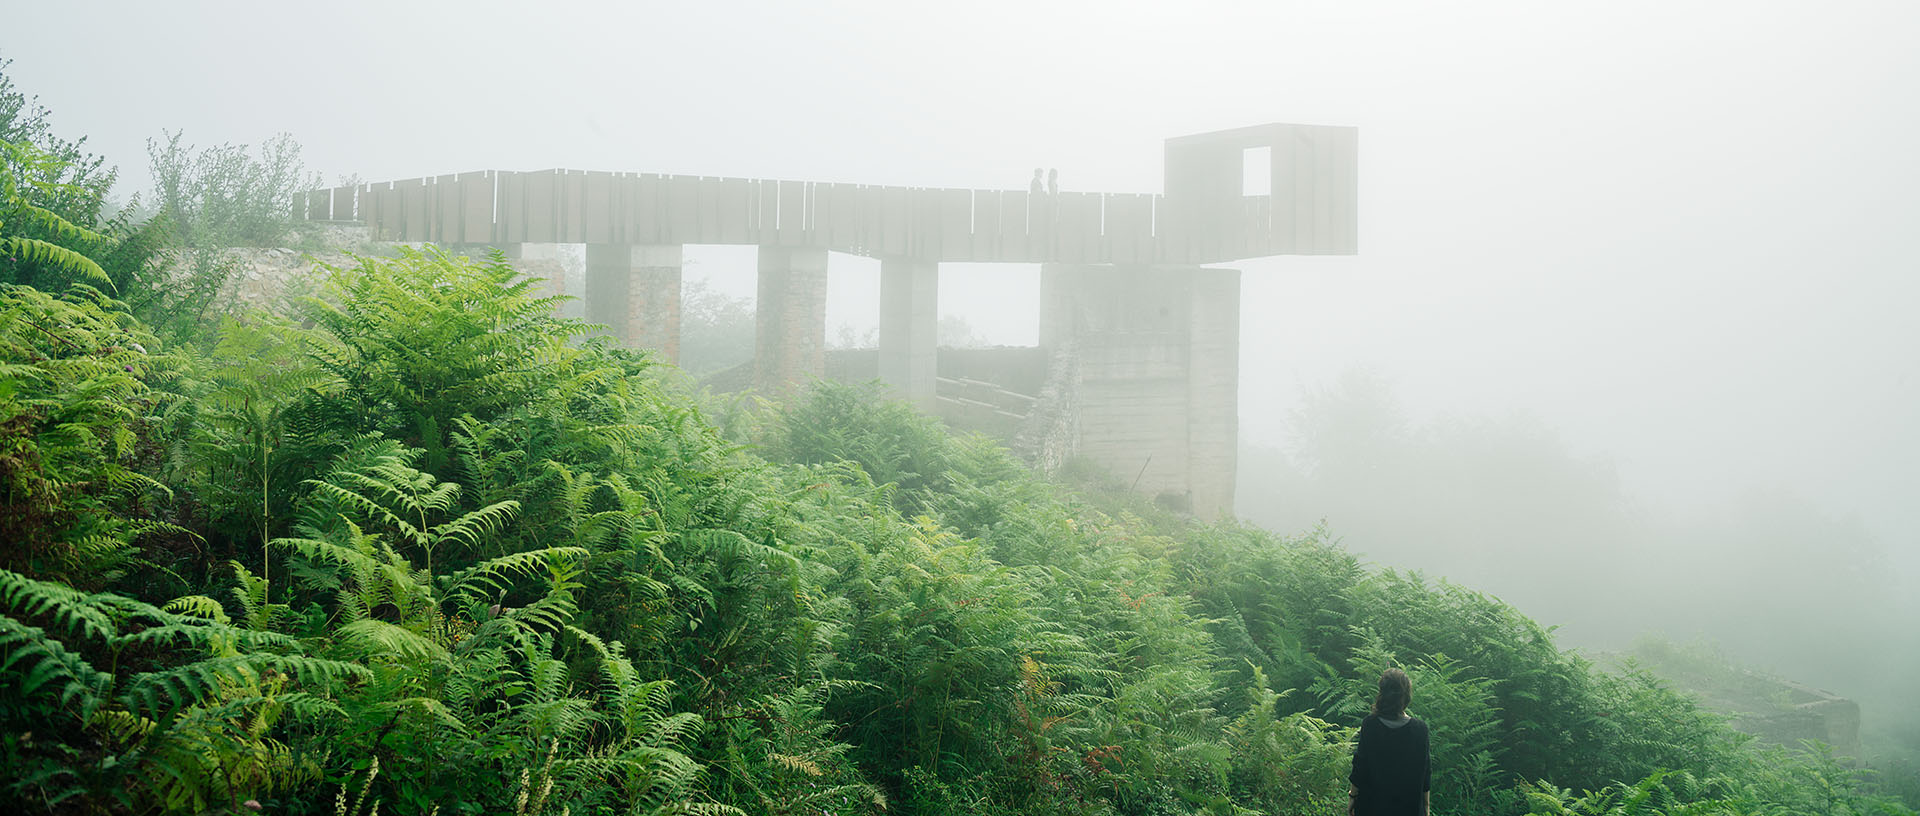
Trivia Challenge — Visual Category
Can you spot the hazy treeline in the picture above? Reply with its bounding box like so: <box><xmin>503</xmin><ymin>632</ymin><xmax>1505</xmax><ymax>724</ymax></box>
<box><xmin>1238</xmin><ymin>369</ymin><xmax>1920</xmax><ymax>777</ymax></box>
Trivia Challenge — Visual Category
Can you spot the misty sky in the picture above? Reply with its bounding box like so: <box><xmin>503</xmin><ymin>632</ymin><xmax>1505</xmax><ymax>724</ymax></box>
<box><xmin>6</xmin><ymin>2</ymin><xmax>1917</xmax><ymax>576</ymax></box>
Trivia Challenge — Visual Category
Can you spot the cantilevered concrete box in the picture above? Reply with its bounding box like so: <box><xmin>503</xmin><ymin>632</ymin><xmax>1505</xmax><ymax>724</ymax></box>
<box><xmin>1163</xmin><ymin>123</ymin><xmax>1358</xmax><ymax>262</ymax></box>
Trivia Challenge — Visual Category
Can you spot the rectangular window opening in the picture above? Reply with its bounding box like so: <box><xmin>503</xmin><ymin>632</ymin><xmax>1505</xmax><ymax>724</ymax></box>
<box><xmin>1242</xmin><ymin>146</ymin><xmax>1272</xmax><ymax>196</ymax></box>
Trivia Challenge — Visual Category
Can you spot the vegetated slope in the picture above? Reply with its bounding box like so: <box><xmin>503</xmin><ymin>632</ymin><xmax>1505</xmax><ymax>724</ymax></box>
<box><xmin>1</xmin><ymin>246</ymin><xmax>1912</xmax><ymax>816</ymax></box>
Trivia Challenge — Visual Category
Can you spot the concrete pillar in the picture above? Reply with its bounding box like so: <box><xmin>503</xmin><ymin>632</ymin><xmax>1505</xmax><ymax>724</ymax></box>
<box><xmin>585</xmin><ymin>243</ymin><xmax>682</xmax><ymax>360</ymax></box>
<box><xmin>504</xmin><ymin>242</ymin><xmax>569</xmax><ymax>305</ymax></box>
<box><xmin>878</xmin><ymin>257</ymin><xmax>938</xmax><ymax>409</ymax></box>
<box><xmin>1038</xmin><ymin>263</ymin><xmax>1240</xmax><ymax>520</ymax></box>
<box><xmin>754</xmin><ymin>246</ymin><xmax>829</xmax><ymax>395</ymax></box>
<box><xmin>1184</xmin><ymin>268</ymin><xmax>1240</xmax><ymax>521</ymax></box>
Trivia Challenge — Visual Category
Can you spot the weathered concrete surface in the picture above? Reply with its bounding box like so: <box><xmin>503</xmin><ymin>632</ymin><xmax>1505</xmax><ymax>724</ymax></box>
<box><xmin>754</xmin><ymin>246</ymin><xmax>829</xmax><ymax>395</ymax></box>
<box><xmin>584</xmin><ymin>244</ymin><xmax>682</xmax><ymax>360</ymax></box>
<box><xmin>1040</xmin><ymin>264</ymin><xmax>1240</xmax><ymax>520</ymax></box>
<box><xmin>879</xmin><ymin>257</ymin><xmax>938</xmax><ymax>409</ymax></box>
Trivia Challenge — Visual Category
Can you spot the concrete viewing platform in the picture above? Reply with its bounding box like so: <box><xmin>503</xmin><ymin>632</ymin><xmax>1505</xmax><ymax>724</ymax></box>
<box><xmin>299</xmin><ymin>123</ymin><xmax>1358</xmax><ymax>519</ymax></box>
<box><xmin>300</xmin><ymin>123</ymin><xmax>1356</xmax><ymax>266</ymax></box>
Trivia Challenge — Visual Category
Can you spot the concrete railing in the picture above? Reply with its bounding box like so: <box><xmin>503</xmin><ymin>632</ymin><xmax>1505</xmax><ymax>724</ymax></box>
<box><xmin>300</xmin><ymin>172</ymin><xmax>1327</xmax><ymax>265</ymax></box>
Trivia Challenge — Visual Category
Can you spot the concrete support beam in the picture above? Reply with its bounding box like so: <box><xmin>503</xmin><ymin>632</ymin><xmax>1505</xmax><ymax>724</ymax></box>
<box><xmin>878</xmin><ymin>257</ymin><xmax>938</xmax><ymax>409</ymax></box>
<box><xmin>1038</xmin><ymin>263</ymin><xmax>1240</xmax><ymax>520</ymax></box>
<box><xmin>585</xmin><ymin>243</ymin><xmax>683</xmax><ymax>360</ymax></box>
<box><xmin>754</xmin><ymin>246</ymin><xmax>829</xmax><ymax>395</ymax></box>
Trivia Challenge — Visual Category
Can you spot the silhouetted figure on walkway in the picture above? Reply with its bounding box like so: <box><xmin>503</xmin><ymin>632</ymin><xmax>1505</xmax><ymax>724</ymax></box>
<box><xmin>1349</xmin><ymin>668</ymin><xmax>1430</xmax><ymax>816</ymax></box>
<box><xmin>1047</xmin><ymin>167</ymin><xmax>1058</xmax><ymax>195</ymax></box>
<box><xmin>1030</xmin><ymin>168</ymin><xmax>1045</xmax><ymax>196</ymax></box>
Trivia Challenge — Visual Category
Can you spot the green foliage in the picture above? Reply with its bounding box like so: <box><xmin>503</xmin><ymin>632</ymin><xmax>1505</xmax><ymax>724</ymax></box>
<box><xmin>0</xmin><ymin>283</ymin><xmax>182</xmax><ymax>588</ymax></box>
<box><xmin>3</xmin><ymin>206</ymin><xmax>1908</xmax><ymax>816</ymax></box>
<box><xmin>0</xmin><ymin>567</ymin><xmax>363</xmax><ymax>811</ymax></box>
<box><xmin>1</xmin><ymin>136</ymin><xmax>112</xmax><ymax>288</ymax></box>
<box><xmin>301</xmin><ymin>246</ymin><xmax>596</xmax><ymax>469</ymax></box>
<box><xmin>1</xmin><ymin>60</ymin><xmax>178</xmax><ymax>326</ymax></box>
<box><xmin>1222</xmin><ymin>668</ymin><xmax>1351</xmax><ymax>816</ymax></box>
<box><xmin>147</xmin><ymin>129</ymin><xmax>317</xmax><ymax>249</ymax></box>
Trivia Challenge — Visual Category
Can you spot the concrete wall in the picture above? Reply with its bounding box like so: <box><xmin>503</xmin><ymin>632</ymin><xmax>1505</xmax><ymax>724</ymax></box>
<box><xmin>1040</xmin><ymin>264</ymin><xmax>1240</xmax><ymax>519</ymax></box>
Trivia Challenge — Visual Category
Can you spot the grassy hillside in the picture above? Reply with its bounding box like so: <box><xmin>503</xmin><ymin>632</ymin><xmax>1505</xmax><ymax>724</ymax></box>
<box><xmin>1</xmin><ymin>245</ymin><xmax>1911</xmax><ymax>816</ymax></box>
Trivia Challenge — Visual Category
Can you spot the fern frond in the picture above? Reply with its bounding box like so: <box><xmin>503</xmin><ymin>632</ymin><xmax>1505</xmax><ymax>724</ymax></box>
<box><xmin>334</xmin><ymin>618</ymin><xmax>447</xmax><ymax>662</ymax></box>
<box><xmin>0</xmin><ymin>616</ymin><xmax>114</xmax><ymax>717</ymax></box>
<box><xmin>0</xmin><ymin>568</ymin><xmax>116</xmax><ymax>643</ymax></box>
<box><xmin>0</xmin><ymin>235</ymin><xmax>110</xmax><ymax>289</ymax></box>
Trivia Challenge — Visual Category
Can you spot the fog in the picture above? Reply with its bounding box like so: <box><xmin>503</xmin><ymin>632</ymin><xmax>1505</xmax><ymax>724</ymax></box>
<box><xmin>7</xmin><ymin>0</ymin><xmax>1916</xmax><ymax>739</ymax></box>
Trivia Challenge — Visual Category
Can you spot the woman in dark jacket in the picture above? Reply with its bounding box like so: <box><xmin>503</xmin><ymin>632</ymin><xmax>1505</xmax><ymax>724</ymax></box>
<box><xmin>1348</xmin><ymin>668</ymin><xmax>1430</xmax><ymax>816</ymax></box>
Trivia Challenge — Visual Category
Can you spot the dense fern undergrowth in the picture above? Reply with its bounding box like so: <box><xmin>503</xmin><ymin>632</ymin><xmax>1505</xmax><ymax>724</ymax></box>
<box><xmin>2</xmin><ymin>110</ymin><xmax>1914</xmax><ymax>815</ymax></box>
<box><xmin>3</xmin><ymin>252</ymin><xmax>1912</xmax><ymax>816</ymax></box>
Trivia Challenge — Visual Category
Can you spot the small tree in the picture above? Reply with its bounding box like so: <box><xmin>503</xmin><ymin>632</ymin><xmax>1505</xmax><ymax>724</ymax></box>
<box><xmin>147</xmin><ymin>129</ymin><xmax>317</xmax><ymax>249</ymax></box>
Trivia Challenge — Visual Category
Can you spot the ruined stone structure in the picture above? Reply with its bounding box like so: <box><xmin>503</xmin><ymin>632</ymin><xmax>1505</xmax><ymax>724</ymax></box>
<box><xmin>300</xmin><ymin>123</ymin><xmax>1357</xmax><ymax>518</ymax></box>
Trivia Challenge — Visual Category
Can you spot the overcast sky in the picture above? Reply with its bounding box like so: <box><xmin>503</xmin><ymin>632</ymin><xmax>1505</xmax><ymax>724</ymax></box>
<box><xmin>6</xmin><ymin>1</ymin><xmax>1916</xmax><ymax>574</ymax></box>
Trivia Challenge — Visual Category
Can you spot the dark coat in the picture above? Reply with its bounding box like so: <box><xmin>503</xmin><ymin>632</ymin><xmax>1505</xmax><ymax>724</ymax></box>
<box><xmin>1349</xmin><ymin>714</ymin><xmax>1430</xmax><ymax>816</ymax></box>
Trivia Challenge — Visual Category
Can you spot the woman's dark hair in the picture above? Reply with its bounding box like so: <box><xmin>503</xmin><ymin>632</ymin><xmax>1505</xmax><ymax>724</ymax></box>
<box><xmin>1372</xmin><ymin>668</ymin><xmax>1411</xmax><ymax>718</ymax></box>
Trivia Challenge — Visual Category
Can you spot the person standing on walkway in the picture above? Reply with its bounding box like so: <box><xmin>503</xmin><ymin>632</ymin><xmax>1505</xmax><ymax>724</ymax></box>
<box><xmin>1348</xmin><ymin>668</ymin><xmax>1430</xmax><ymax>816</ymax></box>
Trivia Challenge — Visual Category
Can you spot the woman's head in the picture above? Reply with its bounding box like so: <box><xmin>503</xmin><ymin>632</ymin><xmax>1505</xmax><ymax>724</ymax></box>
<box><xmin>1372</xmin><ymin>668</ymin><xmax>1411</xmax><ymax>718</ymax></box>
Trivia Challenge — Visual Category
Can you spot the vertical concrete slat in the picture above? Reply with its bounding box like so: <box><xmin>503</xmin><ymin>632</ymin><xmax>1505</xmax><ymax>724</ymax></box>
<box><xmin>777</xmin><ymin>180</ymin><xmax>807</xmax><ymax>246</ymax></box>
<box><xmin>971</xmin><ymin>190</ymin><xmax>1001</xmax><ymax>260</ymax></box>
<box><xmin>692</xmin><ymin>177</ymin><xmax>719</xmax><ymax>244</ymax></box>
<box><xmin>583</xmin><ymin>172</ymin><xmax>614</xmax><ymax>245</ymax></box>
<box><xmin>330</xmin><ymin>186</ymin><xmax>354</xmax><ymax>221</ymax></box>
<box><xmin>718</xmin><ymin>178</ymin><xmax>751</xmax><ymax>243</ymax></box>
<box><xmin>307</xmin><ymin>190</ymin><xmax>330</xmax><ymax>223</ymax></box>
<box><xmin>357</xmin><ymin>184</ymin><xmax>378</xmax><ymax>237</ymax></box>
<box><xmin>377</xmin><ymin>182</ymin><xmax>402</xmax><ymax>241</ymax></box>
<box><xmin>1289</xmin><ymin>127</ymin><xmax>1316</xmax><ymax>255</ymax></box>
<box><xmin>560</xmin><ymin>171</ymin><xmax>586</xmax><ymax>244</ymax></box>
<box><xmin>880</xmin><ymin>187</ymin><xmax>909</xmax><ymax>257</ymax></box>
<box><xmin>813</xmin><ymin>183</ymin><xmax>838</xmax><ymax>250</ymax></box>
<box><xmin>859</xmin><ymin>186</ymin><xmax>883</xmax><ymax>257</ymax></box>
<box><xmin>399</xmin><ymin>179</ymin><xmax>429</xmax><ymax>242</ymax></box>
<box><xmin>524</xmin><ymin>171</ymin><xmax>557</xmax><ymax>244</ymax></box>
<box><xmin>497</xmin><ymin>172</ymin><xmax>524</xmax><ymax>244</ymax></box>
<box><xmin>1106</xmin><ymin>194</ymin><xmax>1147</xmax><ymax>264</ymax></box>
<box><xmin>999</xmin><ymin>191</ymin><xmax>1029</xmax><ymax>260</ymax></box>
<box><xmin>633</xmin><ymin>174</ymin><xmax>663</xmax><ymax>245</ymax></box>
<box><xmin>666</xmin><ymin>175</ymin><xmax>700</xmax><ymax>245</ymax></box>
<box><xmin>940</xmin><ymin>189</ymin><xmax>971</xmax><ymax>262</ymax></box>
<box><xmin>755</xmin><ymin>179</ymin><xmax>777</xmax><ymax>243</ymax></box>
<box><xmin>1056</xmin><ymin>192</ymin><xmax>1100</xmax><ymax>264</ymax></box>
<box><xmin>1268</xmin><ymin>132</ymin><xmax>1298</xmax><ymax>255</ymax></box>
<box><xmin>432</xmin><ymin>174</ymin><xmax>458</xmax><ymax>243</ymax></box>
<box><xmin>461</xmin><ymin>173</ymin><xmax>493</xmax><ymax>244</ymax></box>
<box><xmin>1332</xmin><ymin>126</ymin><xmax>1359</xmax><ymax>254</ymax></box>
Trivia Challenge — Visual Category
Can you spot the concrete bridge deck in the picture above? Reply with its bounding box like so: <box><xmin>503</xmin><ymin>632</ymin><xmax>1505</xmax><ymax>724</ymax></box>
<box><xmin>300</xmin><ymin>123</ymin><xmax>1356</xmax><ymax>266</ymax></box>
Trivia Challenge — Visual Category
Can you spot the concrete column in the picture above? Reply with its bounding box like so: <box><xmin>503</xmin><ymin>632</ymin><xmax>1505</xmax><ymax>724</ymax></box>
<box><xmin>504</xmin><ymin>242</ymin><xmax>569</xmax><ymax>310</ymax></box>
<box><xmin>1037</xmin><ymin>263</ymin><xmax>1240</xmax><ymax>521</ymax></box>
<box><xmin>1185</xmin><ymin>268</ymin><xmax>1240</xmax><ymax>521</ymax></box>
<box><xmin>754</xmin><ymin>246</ymin><xmax>829</xmax><ymax>395</ymax></box>
<box><xmin>585</xmin><ymin>243</ymin><xmax>682</xmax><ymax>360</ymax></box>
<box><xmin>878</xmin><ymin>257</ymin><xmax>938</xmax><ymax>409</ymax></box>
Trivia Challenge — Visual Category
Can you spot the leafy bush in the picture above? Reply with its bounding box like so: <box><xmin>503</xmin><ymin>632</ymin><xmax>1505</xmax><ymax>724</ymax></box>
<box><xmin>147</xmin><ymin>129</ymin><xmax>316</xmax><ymax>249</ymax></box>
